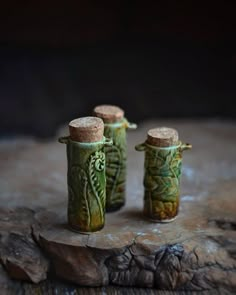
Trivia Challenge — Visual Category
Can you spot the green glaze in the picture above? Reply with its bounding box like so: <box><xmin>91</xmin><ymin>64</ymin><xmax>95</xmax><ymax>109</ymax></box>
<box><xmin>59</xmin><ymin>136</ymin><xmax>112</xmax><ymax>233</ymax></box>
<box><xmin>103</xmin><ymin>119</ymin><xmax>137</xmax><ymax>211</ymax></box>
<box><xmin>135</xmin><ymin>141</ymin><xmax>191</xmax><ymax>222</ymax></box>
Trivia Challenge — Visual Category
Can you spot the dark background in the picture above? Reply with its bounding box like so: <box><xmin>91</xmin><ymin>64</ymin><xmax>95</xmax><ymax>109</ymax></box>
<box><xmin>1</xmin><ymin>1</ymin><xmax>236</xmax><ymax>138</ymax></box>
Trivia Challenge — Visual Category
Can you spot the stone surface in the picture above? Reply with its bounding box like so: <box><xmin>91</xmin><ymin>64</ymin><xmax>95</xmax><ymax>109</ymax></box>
<box><xmin>0</xmin><ymin>208</ymin><xmax>49</xmax><ymax>283</ymax></box>
<box><xmin>0</xmin><ymin>264</ymin><xmax>22</xmax><ymax>295</ymax></box>
<box><xmin>0</xmin><ymin>120</ymin><xmax>236</xmax><ymax>292</ymax></box>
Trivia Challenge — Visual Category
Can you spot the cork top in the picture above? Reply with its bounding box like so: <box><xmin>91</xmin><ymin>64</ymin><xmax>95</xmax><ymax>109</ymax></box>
<box><xmin>69</xmin><ymin>116</ymin><xmax>104</xmax><ymax>142</ymax></box>
<box><xmin>93</xmin><ymin>105</ymin><xmax>124</xmax><ymax>123</ymax></box>
<box><xmin>147</xmin><ymin>127</ymin><xmax>179</xmax><ymax>147</ymax></box>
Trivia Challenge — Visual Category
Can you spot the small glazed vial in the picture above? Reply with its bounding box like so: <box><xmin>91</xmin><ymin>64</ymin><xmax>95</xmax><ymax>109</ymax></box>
<box><xmin>135</xmin><ymin>127</ymin><xmax>192</xmax><ymax>222</ymax></box>
<box><xmin>94</xmin><ymin>105</ymin><xmax>137</xmax><ymax>212</ymax></box>
<box><xmin>59</xmin><ymin>116</ymin><xmax>112</xmax><ymax>233</ymax></box>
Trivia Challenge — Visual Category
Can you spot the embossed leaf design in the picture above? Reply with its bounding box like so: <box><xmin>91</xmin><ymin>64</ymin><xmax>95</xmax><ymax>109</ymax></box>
<box><xmin>88</xmin><ymin>150</ymin><xmax>106</xmax><ymax>224</ymax></box>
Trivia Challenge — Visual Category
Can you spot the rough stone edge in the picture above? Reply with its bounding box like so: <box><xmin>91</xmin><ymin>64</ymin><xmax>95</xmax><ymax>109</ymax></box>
<box><xmin>34</xmin><ymin>230</ymin><xmax>236</xmax><ymax>292</ymax></box>
<box><xmin>1</xmin><ymin>208</ymin><xmax>236</xmax><ymax>292</ymax></box>
<box><xmin>0</xmin><ymin>208</ymin><xmax>49</xmax><ymax>284</ymax></box>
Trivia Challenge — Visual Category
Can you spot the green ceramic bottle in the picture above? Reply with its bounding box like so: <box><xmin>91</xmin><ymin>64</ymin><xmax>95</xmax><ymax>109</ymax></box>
<box><xmin>94</xmin><ymin>105</ymin><xmax>137</xmax><ymax>212</ymax></box>
<box><xmin>135</xmin><ymin>127</ymin><xmax>191</xmax><ymax>222</ymax></box>
<box><xmin>59</xmin><ymin>117</ymin><xmax>112</xmax><ymax>233</ymax></box>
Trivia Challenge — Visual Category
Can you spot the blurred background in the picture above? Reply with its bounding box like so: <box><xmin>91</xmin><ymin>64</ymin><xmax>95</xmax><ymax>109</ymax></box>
<box><xmin>0</xmin><ymin>1</ymin><xmax>235</xmax><ymax>138</ymax></box>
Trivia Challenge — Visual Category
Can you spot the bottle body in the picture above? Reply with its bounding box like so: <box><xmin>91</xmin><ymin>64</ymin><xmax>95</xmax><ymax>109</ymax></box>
<box><xmin>103</xmin><ymin>119</ymin><xmax>127</xmax><ymax>211</ymax></box>
<box><xmin>136</xmin><ymin>142</ymin><xmax>191</xmax><ymax>222</ymax></box>
<box><xmin>59</xmin><ymin>136</ymin><xmax>111</xmax><ymax>232</ymax></box>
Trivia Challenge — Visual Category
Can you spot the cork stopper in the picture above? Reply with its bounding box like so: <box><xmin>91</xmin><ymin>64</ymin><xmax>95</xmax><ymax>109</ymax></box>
<box><xmin>69</xmin><ymin>117</ymin><xmax>104</xmax><ymax>142</ymax></box>
<box><xmin>147</xmin><ymin>127</ymin><xmax>179</xmax><ymax>147</ymax></box>
<box><xmin>93</xmin><ymin>105</ymin><xmax>124</xmax><ymax>123</ymax></box>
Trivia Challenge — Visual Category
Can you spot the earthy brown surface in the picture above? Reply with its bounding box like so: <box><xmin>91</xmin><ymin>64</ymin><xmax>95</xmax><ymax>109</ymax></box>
<box><xmin>93</xmin><ymin>105</ymin><xmax>124</xmax><ymax>123</ymax></box>
<box><xmin>0</xmin><ymin>208</ymin><xmax>49</xmax><ymax>284</ymax></box>
<box><xmin>147</xmin><ymin>127</ymin><xmax>179</xmax><ymax>147</ymax></box>
<box><xmin>68</xmin><ymin>116</ymin><xmax>104</xmax><ymax>142</ymax></box>
<box><xmin>0</xmin><ymin>120</ymin><xmax>236</xmax><ymax>293</ymax></box>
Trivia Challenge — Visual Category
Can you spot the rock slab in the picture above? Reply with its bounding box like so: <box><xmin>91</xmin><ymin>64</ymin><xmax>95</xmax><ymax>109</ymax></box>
<box><xmin>0</xmin><ymin>120</ymin><xmax>236</xmax><ymax>292</ymax></box>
